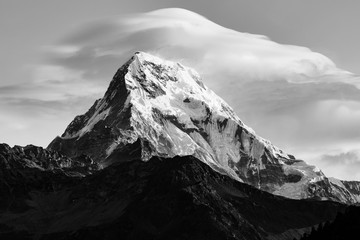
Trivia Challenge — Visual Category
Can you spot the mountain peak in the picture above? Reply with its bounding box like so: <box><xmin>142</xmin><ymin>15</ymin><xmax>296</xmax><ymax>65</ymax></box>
<box><xmin>48</xmin><ymin>52</ymin><xmax>360</xmax><ymax>203</ymax></box>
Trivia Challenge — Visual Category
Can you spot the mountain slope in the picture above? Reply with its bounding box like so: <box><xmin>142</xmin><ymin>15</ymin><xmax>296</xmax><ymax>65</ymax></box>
<box><xmin>0</xmin><ymin>149</ymin><xmax>346</xmax><ymax>240</ymax></box>
<box><xmin>48</xmin><ymin>52</ymin><xmax>360</xmax><ymax>204</ymax></box>
<box><xmin>298</xmin><ymin>205</ymin><xmax>360</xmax><ymax>240</ymax></box>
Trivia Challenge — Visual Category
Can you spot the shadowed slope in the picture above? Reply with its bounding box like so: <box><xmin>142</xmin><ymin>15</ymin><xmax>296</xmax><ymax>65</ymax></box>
<box><xmin>0</xmin><ymin>151</ymin><xmax>346</xmax><ymax>240</ymax></box>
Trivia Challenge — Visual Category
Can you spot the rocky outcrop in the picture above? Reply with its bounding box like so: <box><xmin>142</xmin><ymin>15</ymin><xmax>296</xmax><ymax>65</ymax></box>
<box><xmin>337</xmin><ymin>179</ymin><xmax>360</xmax><ymax>203</ymax></box>
<box><xmin>0</xmin><ymin>143</ymin><xmax>99</xmax><ymax>176</ymax></box>
<box><xmin>48</xmin><ymin>52</ymin><xmax>360</xmax><ymax>203</ymax></box>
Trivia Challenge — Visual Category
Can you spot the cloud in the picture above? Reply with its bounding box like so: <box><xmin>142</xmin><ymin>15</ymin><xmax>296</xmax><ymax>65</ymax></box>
<box><xmin>0</xmin><ymin>63</ymin><xmax>103</xmax><ymax>147</ymax></box>
<box><xmin>318</xmin><ymin>150</ymin><xmax>360</xmax><ymax>181</ymax></box>
<box><xmin>0</xmin><ymin>95</ymin><xmax>98</xmax><ymax>147</ymax></box>
<box><xmin>225</xmin><ymin>81</ymin><xmax>360</xmax><ymax>145</ymax></box>
<box><xmin>47</xmin><ymin>8</ymin><xmax>351</xmax><ymax>85</ymax></box>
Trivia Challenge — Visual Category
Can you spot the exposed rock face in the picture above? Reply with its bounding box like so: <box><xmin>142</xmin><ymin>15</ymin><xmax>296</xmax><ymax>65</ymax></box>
<box><xmin>0</xmin><ymin>153</ymin><xmax>345</xmax><ymax>240</ymax></box>
<box><xmin>48</xmin><ymin>52</ymin><xmax>360</xmax><ymax>203</ymax></box>
<box><xmin>328</xmin><ymin>178</ymin><xmax>360</xmax><ymax>203</ymax></box>
<box><xmin>341</xmin><ymin>180</ymin><xmax>360</xmax><ymax>201</ymax></box>
<box><xmin>0</xmin><ymin>143</ymin><xmax>99</xmax><ymax>176</ymax></box>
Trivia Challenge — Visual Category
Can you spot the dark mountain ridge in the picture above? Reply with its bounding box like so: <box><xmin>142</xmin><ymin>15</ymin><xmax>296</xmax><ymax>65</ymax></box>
<box><xmin>299</xmin><ymin>205</ymin><xmax>360</xmax><ymax>240</ymax></box>
<box><xmin>0</xmin><ymin>145</ymin><xmax>346</xmax><ymax>240</ymax></box>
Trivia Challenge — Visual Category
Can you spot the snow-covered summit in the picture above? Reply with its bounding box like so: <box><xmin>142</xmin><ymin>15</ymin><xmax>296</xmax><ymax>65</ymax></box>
<box><xmin>48</xmin><ymin>52</ymin><xmax>360</xmax><ymax>203</ymax></box>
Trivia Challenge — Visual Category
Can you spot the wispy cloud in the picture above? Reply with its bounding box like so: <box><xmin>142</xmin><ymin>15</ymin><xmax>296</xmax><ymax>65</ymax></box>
<box><xmin>0</xmin><ymin>64</ymin><xmax>104</xmax><ymax>147</ymax></box>
<box><xmin>0</xmin><ymin>94</ymin><xmax>99</xmax><ymax>146</ymax></box>
<box><xmin>317</xmin><ymin>150</ymin><xmax>360</xmax><ymax>180</ymax></box>
<box><xmin>47</xmin><ymin>8</ymin><xmax>350</xmax><ymax>84</ymax></box>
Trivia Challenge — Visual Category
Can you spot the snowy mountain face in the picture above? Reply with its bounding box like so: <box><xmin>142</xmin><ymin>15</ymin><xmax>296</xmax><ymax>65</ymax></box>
<box><xmin>48</xmin><ymin>52</ymin><xmax>360</xmax><ymax>203</ymax></box>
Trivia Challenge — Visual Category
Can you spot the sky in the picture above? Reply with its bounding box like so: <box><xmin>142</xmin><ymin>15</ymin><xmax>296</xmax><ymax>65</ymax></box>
<box><xmin>1</xmin><ymin>0</ymin><xmax>360</xmax><ymax>180</ymax></box>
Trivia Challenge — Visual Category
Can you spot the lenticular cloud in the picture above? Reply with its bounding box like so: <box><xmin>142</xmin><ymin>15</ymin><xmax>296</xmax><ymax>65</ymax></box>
<box><xmin>55</xmin><ymin>8</ymin><xmax>349</xmax><ymax>85</ymax></box>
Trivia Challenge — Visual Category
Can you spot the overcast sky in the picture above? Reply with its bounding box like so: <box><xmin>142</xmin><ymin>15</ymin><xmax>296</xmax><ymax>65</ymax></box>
<box><xmin>1</xmin><ymin>0</ymin><xmax>360</xmax><ymax>180</ymax></box>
